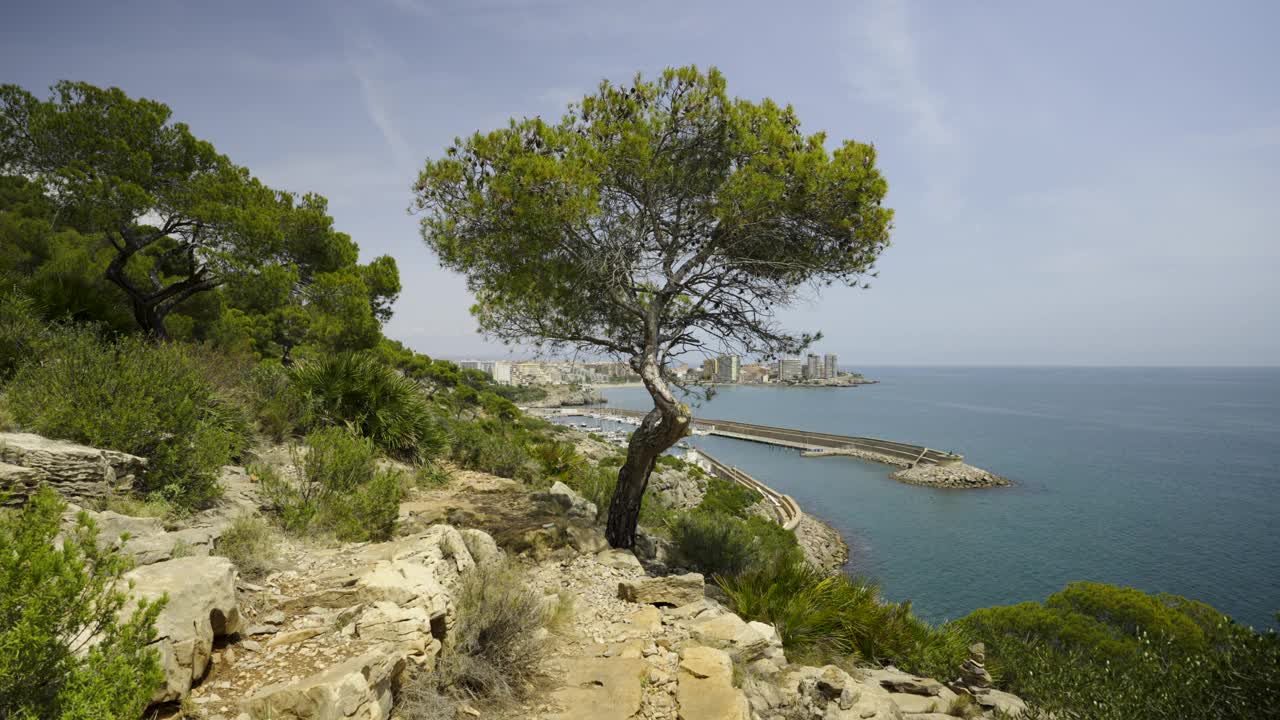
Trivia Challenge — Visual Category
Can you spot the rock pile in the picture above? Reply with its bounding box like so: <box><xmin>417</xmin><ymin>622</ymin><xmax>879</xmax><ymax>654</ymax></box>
<box><xmin>890</xmin><ymin>462</ymin><xmax>1010</xmax><ymax>488</ymax></box>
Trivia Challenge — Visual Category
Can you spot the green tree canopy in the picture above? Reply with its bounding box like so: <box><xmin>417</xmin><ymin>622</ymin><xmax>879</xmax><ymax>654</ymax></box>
<box><xmin>414</xmin><ymin>66</ymin><xmax>892</xmax><ymax>546</ymax></box>
<box><xmin>0</xmin><ymin>82</ymin><xmax>400</xmax><ymax>348</ymax></box>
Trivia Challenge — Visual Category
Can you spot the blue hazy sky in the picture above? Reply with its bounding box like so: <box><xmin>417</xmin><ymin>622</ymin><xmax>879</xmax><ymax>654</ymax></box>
<box><xmin>3</xmin><ymin>1</ymin><xmax>1277</xmax><ymax>365</ymax></box>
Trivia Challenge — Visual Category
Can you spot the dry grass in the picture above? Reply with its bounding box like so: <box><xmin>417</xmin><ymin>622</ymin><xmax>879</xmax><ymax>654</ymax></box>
<box><xmin>399</xmin><ymin>560</ymin><xmax>551</xmax><ymax>715</ymax></box>
<box><xmin>213</xmin><ymin>514</ymin><xmax>280</xmax><ymax>580</ymax></box>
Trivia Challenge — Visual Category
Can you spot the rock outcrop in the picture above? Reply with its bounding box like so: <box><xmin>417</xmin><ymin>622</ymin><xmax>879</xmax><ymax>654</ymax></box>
<box><xmin>618</xmin><ymin>573</ymin><xmax>705</xmax><ymax>606</ymax></box>
<box><xmin>537</xmin><ymin>480</ymin><xmax>599</xmax><ymax>520</ymax></box>
<box><xmin>241</xmin><ymin>648</ymin><xmax>406</xmax><ymax>720</ymax></box>
<box><xmin>676</xmin><ymin>646</ymin><xmax>750</xmax><ymax>720</ymax></box>
<box><xmin>890</xmin><ymin>462</ymin><xmax>1010</xmax><ymax>488</ymax></box>
<box><xmin>124</xmin><ymin>556</ymin><xmax>243</xmax><ymax>703</ymax></box>
<box><xmin>0</xmin><ymin>432</ymin><xmax>144</xmax><ymax>504</ymax></box>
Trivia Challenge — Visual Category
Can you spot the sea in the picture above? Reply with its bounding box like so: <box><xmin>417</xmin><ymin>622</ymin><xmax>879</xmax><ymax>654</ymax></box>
<box><xmin>590</xmin><ymin>367</ymin><xmax>1280</xmax><ymax>629</ymax></box>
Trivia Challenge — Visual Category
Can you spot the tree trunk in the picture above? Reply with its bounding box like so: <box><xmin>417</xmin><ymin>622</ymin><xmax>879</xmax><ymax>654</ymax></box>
<box><xmin>605</xmin><ymin>358</ymin><xmax>690</xmax><ymax>548</ymax></box>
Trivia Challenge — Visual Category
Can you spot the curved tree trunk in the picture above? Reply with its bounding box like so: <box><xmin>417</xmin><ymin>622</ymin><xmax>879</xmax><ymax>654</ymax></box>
<box><xmin>605</xmin><ymin>357</ymin><xmax>690</xmax><ymax>548</ymax></box>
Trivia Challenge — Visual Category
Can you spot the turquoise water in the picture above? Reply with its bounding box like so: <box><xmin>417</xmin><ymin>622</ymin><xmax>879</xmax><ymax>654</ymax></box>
<box><xmin>597</xmin><ymin>367</ymin><xmax>1280</xmax><ymax>628</ymax></box>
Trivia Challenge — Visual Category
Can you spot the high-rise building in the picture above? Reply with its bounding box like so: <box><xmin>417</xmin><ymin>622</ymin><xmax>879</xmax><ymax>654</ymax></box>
<box><xmin>715</xmin><ymin>355</ymin><xmax>740</xmax><ymax>383</ymax></box>
<box><xmin>777</xmin><ymin>356</ymin><xmax>802</xmax><ymax>382</ymax></box>
<box><xmin>824</xmin><ymin>353</ymin><xmax>838</xmax><ymax>379</ymax></box>
<box><xmin>805</xmin><ymin>353</ymin><xmax>821</xmax><ymax>380</ymax></box>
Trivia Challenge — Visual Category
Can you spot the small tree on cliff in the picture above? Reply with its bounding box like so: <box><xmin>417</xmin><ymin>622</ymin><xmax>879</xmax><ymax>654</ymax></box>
<box><xmin>414</xmin><ymin>66</ymin><xmax>892</xmax><ymax>547</ymax></box>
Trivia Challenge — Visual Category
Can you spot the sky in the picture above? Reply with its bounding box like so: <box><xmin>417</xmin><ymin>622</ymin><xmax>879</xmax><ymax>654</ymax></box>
<box><xmin>3</xmin><ymin>0</ymin><xmax>1278</xmax><ymax>366</ymax></box>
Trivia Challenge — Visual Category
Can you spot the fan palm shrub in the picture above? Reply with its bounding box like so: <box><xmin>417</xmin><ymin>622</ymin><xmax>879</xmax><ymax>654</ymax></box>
<box><xmin>291</xmin><ymin>351</ymin><xmax>445</xmax><ymax>462</ymax></box>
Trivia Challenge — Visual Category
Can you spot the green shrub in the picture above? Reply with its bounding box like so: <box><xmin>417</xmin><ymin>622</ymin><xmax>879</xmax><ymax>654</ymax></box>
<box><xmin>668</xmin><ymin>511</ymin><xmax>802</xmax><ymax>578</ymax></box>
<box><xmin>1010</xmin><ymin>620</ymin><xmax>1280</xmax><ymax>720</ymax></box>
<box><xmin>949</xmin><ymin>581</ymin><xmax>1279</xmax><ymax>718</ymax></box>
<box><xmin>446</xmin><ymin>417</ymin><xmax>540</xmax><ymax>482</ymax></box>
<box><xmin>6</xmin><ymin>328</ymin><xmax>248</xmax><ymax>508</ymax></box>
<box><xmin>697</xmin><ymin>476</ymin><xmax>759</xmax><ymax>515</ymax></box>
<box><xmin>0</xmin><ymin>287</ymin><xmax>47</xmax><ymax>380</ymax></box>
<box><xmin>259</xmin><ymin>427</ymin><xmax>403</xmax><ymax>541</ymax></box>
<box><xmin>419</xmin><ymin>560</ymin><xmax>550</xmax><ymax>704</ymax></box>
<box><xmin>718</xmin><ymin>560</ymin><xmax>934</xmax><ymax>666</ymax></box>
<box><xmin>247</xmin><ymin>361</ymin><xmax>308</xmax><ymax>442</ymax></box>
<box><xmin>213</xmin><ymin>514</ymin><xmax>279</xmax><ymax>580</ymax></box>
<box><xmin>0</xmin><ymin>488</ymin><xmax>165</xmax><ymax>719</ymax></box>
<box><xmin>291</xmin><ymin>351</ymin><xmax>445</xmax><ymax>462</ymax></box>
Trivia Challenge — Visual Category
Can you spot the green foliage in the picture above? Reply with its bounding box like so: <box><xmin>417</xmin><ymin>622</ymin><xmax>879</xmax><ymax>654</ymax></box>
<box><xmin>6</xmin><ymin>327</ymin><xmax>248</xmax><ymax>508</ymax></box>
<box><xmin>697</xmin><ymin>476</ymin><xmax>759</xmax><ymax>516</ymax></box>
<box><xmin>445</xmin><ymin>416</ymin><xmax>541</xmax><ymax>482</ymax></box>
<box><xmin>948</xmin><ymin>582</ymin><xmax>1280</xmax><ymax>719</ymax></box>
<box><xmin>428</xmin><ymin>560</ymin><xmax>551</xmax><ymax>703</ymax></box>
<box><xmin>1011</xmin><ymin>622</ymin><xmax>1280</xmax><ymax>720</ymax></box>
<box><xmin>213</xmin><ymin>514</ymin><xmax>279</xmax><ymax>580</ymax></box>
<box><xmin>719</xmin><ymin>561</ymin><xmax>934</xmax><ymax>667</ymax></box>
<box><xmin>0</xmin><ymin>488</ymin><xmax>165</xmax><ymax>719</ymax></box>
<box><xmin>291</xmin><ymin>351</ymin><xmax>444</xmax><ymax>462</ymax></box>
<box><xmin>259</xmin><ymin>427</ymin><xmax>403</xmax><ymax>542</ymax></box>
<box><xmin>0</xmin><ymin>286</ymin><xmax>48</xmax><ymax>380</ymax></box>
<box><xmin>668</xmin><ymin>511</ymin><xmax>802</xmax><ymax>579</ymax></box>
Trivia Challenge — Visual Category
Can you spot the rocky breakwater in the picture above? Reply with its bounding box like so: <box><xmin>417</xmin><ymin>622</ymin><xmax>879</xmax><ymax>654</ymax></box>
<box><xmin>890</xmin><ymin>461</ymin><xmax>1010</xmax><ymax>489</ymax></box>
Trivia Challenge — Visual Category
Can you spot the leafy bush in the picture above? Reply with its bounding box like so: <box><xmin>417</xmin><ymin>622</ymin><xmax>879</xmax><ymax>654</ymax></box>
<box><xmin>403</xmin><ymin>560</ymin><xmax>551</xmax><ymax>712</ymax></box>
<box><xmin>719</xmin><ymin>560</ymin><xmax>935</xmax><ymax>667</ymax></box>
<box><xmin>259</xmin><ymin>427</ymin><xmax>403</xmax><ymax>541</ymax></box>
<box><xmin>1010</xmin><ymin>620</ymin><xmax>1280</xmax><ymax>720</ymax></box>
<box><xmin>291</xmin><ymin>351</ymin><xmax>445</xmax><ymax>462</ymax></box>
<box><xmin>446</xmin><ymin>417</ymin><xmax>540</xmax><ymax>482</ymax></box>
<box><xmin>948</xmin><ymin>581</ymin><xmax>1280</xmax><ymax>719</ymax></box>
<box><xmin>213</xmin><ymin>514</ymin><xmax>279</xmax><ymax>580</ymax></box>
<box><xmin>0</xmin><ymin>488</ymin><xmax>165</xmax><ymax>719</ymax></box>
<box><xmin>668</xmin><ymin>511</ymin><xmax>802</xmax><ymax>578</ymax></box>
<box><xmin>6</xmin><ymin>327</ymin><xmax>249</xmax><ymax>508</ymax></box>
<box><xmin>697</xmin><ymin>476</ymin><xmax>759</xmax><ymax>516</ymax></box>
<box><xmin>0</xmin><ymin>287</ymin><xmax>47</xmax><ymax>380</ymax></box>
<box><xmin>246</xmin><ymin>361</ymin><xmax>308</xmax><ymax>442</ymax></box>
<box><xmin>951</xmin><ymin>581</ymin><xmax>1228</xmax><ymax>693</ymax></box>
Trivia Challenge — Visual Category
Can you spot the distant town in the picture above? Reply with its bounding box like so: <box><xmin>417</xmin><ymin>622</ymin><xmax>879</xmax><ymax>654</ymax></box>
<box><xmin>454</xmin><ymin>352</ymin><xmax>874</xmax><ymax>388</ymax></box>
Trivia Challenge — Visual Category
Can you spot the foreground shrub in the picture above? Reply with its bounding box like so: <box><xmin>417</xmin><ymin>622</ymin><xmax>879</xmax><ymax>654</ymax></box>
<box><xmin>1012</xmin><ymin>620</ymin><xmax>1280</xmax><ymax>720</ymax></box>
<box><xmin>291</xmin><ymin>351</ymin><xmax>445</xmax><ymax>462</ymax></box>
<box><xmin>259</xmin><ymin>427</ymin><xmax>403</xmax><ymax>541</ymax></box>
<box><xmin>952</xmin><ymin>581</ymin><xmax>1228</xmax><ymax>693</ymax></box>
<box><xmin>668</xmin><ymin>511</ymin><xmax>802</xmax><ymax>578</ymax></box>
<box><xmin>0</xmin><ymin>488</ymin><xmax>165</xmax><ymax>719</ymax></box>
<box><xmin>949</xmin><ymin>581</ymin><xmax>1280</xmax><ymax>718</ymax></box>
<box><xmin>446</xmin><ymin>417</ymin><xmax>540</xmax><ymax>482</ymax></box>
<box><xmin>719</xmin><ymin>560</ymin><xmax>932</xmax><ymax>666</ymax></box>
<box><xmin>0</xmin><ymin>288</ymin><xmax>47</xmax><ymax>380</ymax></box>
<box><xmin>213</xmin><ymin>514</ymin><xmax>280</xmax><ymax>580</ymax></box>
<box><xmin>697</xmin><ymin>476</ymin><xmax>759</xmax><ymax>515</ymax></box>
<box><xmin>6</xmin><ymin>328</ymin><xmax>248</xmax><ymax>508</ymax></box>
<box><xmin>402</xmin><ymin>560</ymin><xmax>551</xmax><ymax>712</ymax></box>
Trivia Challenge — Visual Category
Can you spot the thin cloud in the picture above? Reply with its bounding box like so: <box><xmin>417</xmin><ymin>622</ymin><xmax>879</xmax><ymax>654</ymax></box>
<box><xmin>843</xmin><ymin>0</ymin><xmax>952</xmax><ymax>147</ymax></box>
<box><xmin>341</xmin><ymin>30</ymin><xmax>412</xmax><ymax>164</ymax></box>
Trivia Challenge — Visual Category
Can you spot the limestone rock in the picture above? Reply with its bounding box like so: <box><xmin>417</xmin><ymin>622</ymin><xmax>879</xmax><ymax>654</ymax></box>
<box><xmin>974</xmin><ymin>688</ymin><xmax>1027</xmax><ymax>717</ymax></box>
<box><xmin>356</xmin><ymin>601</ymin><xmax>441</xmax><ymax>661</ymax></box>
<box><xmin>549</xmin><ymin>657</ymin><xmax>646</xmax><ymax>720</ymax></box>
<box><xmin>566</xmin><ymin>524</ymin><xmax>609</xmax><ymax>554</ymax></box>
<box><xmin>240</xmin><ymin>648</ymin><xmax>406</xmax><ymax>720</ymax></box>
<box><xmin>956</xmin><ymin>642</ymin><xmax>993</xmax><ymax>690</ymax></box>
<box><xmin>627</xmin><ymin>606</ymin><xmax>662</xmax><ymax>635</ymax></box>
<box><xmin>124</xmin><ymin>556</ymin><xmax>242</xmax><ymax>703</ymax></box>
<box><xmin>459</xmin><ymin>527</ymin><xmax>503</xmax><ymax>567</ymax></box>
<box><xmin>355</xmin><ymin>559</ymin><xmax>451</xmax><ymax>635</ymax></box>
<box><xmin>689</xmin><ymin>612</ymin><xmax>773</xmax><ymax>662</ymax></box>
<box><xmin>618</xmin><ymin>573</ymin><xmax>704</xmax><ymax>606</ymax></box>
<box><xmin>596</xmin><ymin>548</ymin><xmax>643</xmax><ymax>573</ymax></box>
<box><xmin>866</xmin><ymin>667</ymin><xmax>945</xmax><ymax>696</ymax></box>
<box><xmin>0</xmin><ymin>432</ymin><xmax>144</xmax><ymax>504</ymax></box>
<box><xmin>537</xmin><ymin>480</ymin><xmax>598</xmax><ymax>520</ymax></box>
<box><xmin>676</xmin><ymin>646</ymin><xmax>750</xmax><ymax>720</ymax></box>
